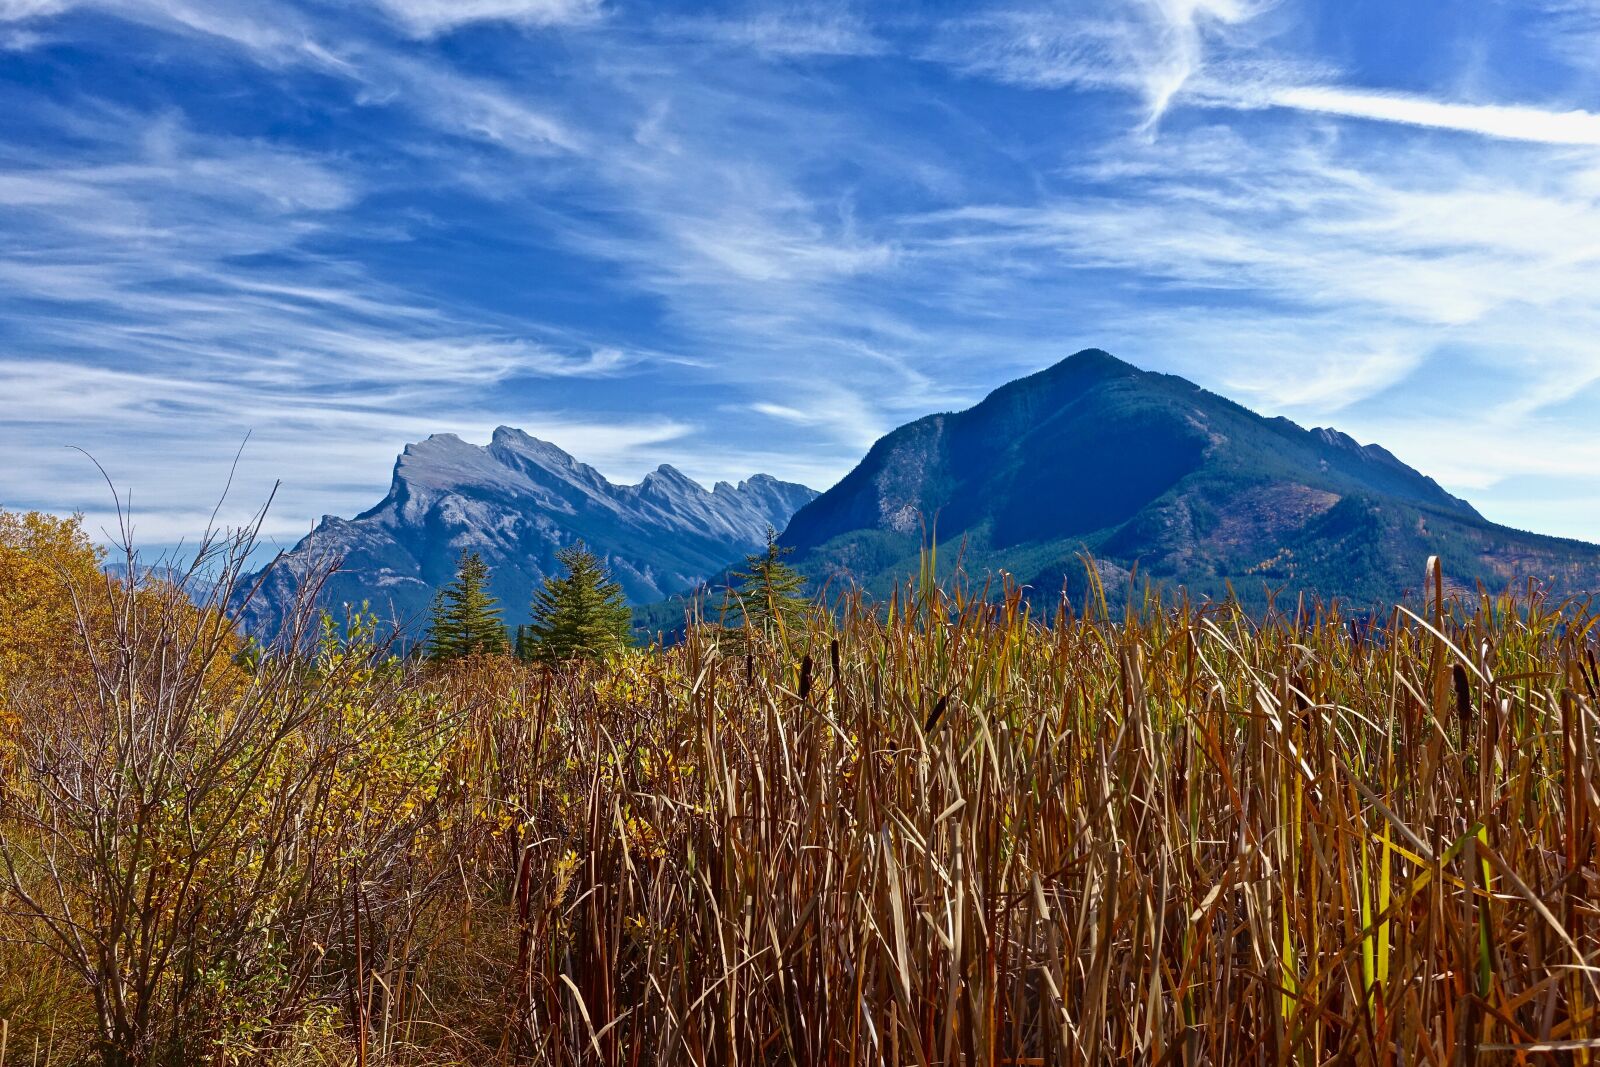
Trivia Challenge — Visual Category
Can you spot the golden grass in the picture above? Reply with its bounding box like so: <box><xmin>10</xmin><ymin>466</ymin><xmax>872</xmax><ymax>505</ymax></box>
<box><xmin>4</xmin><ymin>560</ymin><xmax>1600</xmax><ymax>1064</ymax></box>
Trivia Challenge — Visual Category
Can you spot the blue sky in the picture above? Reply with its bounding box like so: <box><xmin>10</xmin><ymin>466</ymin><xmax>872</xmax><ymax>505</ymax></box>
<box><xmin>3</xmin><ymin>0</ymin><xmax>1600</xmax><ymax>551</ymax></box>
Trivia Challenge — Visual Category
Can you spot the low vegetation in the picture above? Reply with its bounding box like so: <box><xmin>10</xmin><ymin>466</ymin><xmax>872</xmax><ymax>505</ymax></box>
<box><xmin>2</xmin><ymin>507</ymin><xmax>1598</xmax><ymax>1065</ymax></box>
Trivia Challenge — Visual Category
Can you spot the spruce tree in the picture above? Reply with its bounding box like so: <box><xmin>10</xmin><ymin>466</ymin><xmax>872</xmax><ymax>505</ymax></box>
<box><xmin>427</xmin><ymin>551</ymin><xmax>508</xmax><ymax>662</ymax></box>
<box><xmin>521</xmin><ymin>542</ymin><xmax>632</xmax><ymax>664</ymax></box>
<box><xmin>724</xmin><ymin>526</ymin><xmax>809</xmax><ymax>637</ymax></box>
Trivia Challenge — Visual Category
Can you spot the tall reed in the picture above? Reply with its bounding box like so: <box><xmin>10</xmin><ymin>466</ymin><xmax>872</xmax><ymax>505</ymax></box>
<box><xmin>4</xmin><ymin>555</ymin><xmax>1599</xmax><ymax>1064</ymax></box>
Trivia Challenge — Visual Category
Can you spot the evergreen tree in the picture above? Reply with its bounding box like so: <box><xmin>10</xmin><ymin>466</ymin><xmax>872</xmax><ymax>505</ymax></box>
<box><xmin>724</xmin><ymin>526</ymin><xmax>809</xmax><ymax>637</ymax></box>
<box><xmin>427</xmin><ymin>551</ymin><xmax>508</xmax><ymax>662</ymax></box>
<box><xmin>521</xmin><ymin>542</ymin><xmax>632</xmax><ymax>664</ymax></box>
<box><xmin>514</xmin><ymin>623</ymin><xmax>536</xmax><ymax>662</ymax></box>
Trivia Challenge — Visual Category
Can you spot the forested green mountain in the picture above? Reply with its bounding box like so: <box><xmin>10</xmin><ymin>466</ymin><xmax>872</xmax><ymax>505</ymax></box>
<box><xmin>778</xmin><ymin>349</ymin><xmax>1600</xmax><ymax>608</ymax></box>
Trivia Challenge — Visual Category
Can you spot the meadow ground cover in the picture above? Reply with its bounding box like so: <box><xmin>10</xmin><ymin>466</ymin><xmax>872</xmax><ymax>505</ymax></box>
<box><xmin>2</xmin><ymin>511</ymin><xmax>1598</xmax><ymax>1065</ymax></box>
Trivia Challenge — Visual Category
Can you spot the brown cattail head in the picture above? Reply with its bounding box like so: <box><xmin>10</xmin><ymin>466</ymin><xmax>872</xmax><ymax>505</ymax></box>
<box><xmin>1453</xmin><ymin>663</ymin><xmax>1472</xmax><ymax>743</ymax></box>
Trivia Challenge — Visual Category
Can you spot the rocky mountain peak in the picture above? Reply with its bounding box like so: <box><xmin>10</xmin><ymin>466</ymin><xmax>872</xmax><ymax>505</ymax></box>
<box><xmin>489</xmin><ymin>425</ymin><xmax>575</xmax><ymax>466</ymax></box>
<box><xmin>392</xmin><ymin>432</ymin><xmax>520</xmax><ymax>498</ymax></box>
<box><xmin>237</xmin><ymin>431</ymin><xmax>819</xmax><ymax>639</ymax></box>
<box><xmin>639</xmin><ymin>464</ymin><xmax>702</xmax><ymax>492</ymax></box>
<box><xmin>780</xmin><ymin>348</ymin><xmax>1596</xmax><ymax>606</ymax></box>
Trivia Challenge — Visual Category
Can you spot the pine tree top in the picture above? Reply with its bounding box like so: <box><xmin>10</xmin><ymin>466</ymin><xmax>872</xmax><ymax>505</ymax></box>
<box><xmin>724</xmin><ymin>527</ymin><xmax>810</xmax><ymax>637</ymax></box>
<box><xmin>521</xmin><ymin>541</ymin><xmax>632</xmax><ymax>664</ymax></box>
<box><xmin>427</xmin><ymin>550</ymin><xmax>508</xmax><ymax>662</ymax></box>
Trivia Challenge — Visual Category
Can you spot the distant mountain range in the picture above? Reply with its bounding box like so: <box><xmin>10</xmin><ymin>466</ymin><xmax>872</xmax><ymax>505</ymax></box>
<box><xmin>242</xmin><ymin>350</ymin><xmax>1600</xmax><ymax>639</ymax></box>
<box><xmin>779</xmin><ymin>349</ymin><xmax>1600</xmax><ymax>606</ymax></box>
<box><xmin>238</xmin><ymin>427</ymin><xmax>816</xmax><ymax>638</ymax></box>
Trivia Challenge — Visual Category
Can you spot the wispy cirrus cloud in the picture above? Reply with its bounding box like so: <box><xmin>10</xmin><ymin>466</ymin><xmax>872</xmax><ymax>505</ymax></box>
<box><xmin>357</xmin><ymin>54</ymin><xmax>587</xmax><ymax>155</ymax></box>
<box><xmin>0</xmin><ymin>0</ymin><xmax>597</xmax><ymax>51</ymax></box>
<box><xmin>0</xmin><ymin>331</ymin><xmax>688</xmax><ymax>546</ymax></box>
<box><xmin>904</xmin><ymin>119</ymin><xmax>1600</xmax><ymax>372</ymax></box>
<box><xmin>1533</xmin><ymin>0</ymin><xmax>1600</xmax><ymax>77</ymax></box>
<box><xmin>746</xmin><ymin>381</ymin><xmax>889</xmax><ymax>448</ymax></box>
<box><xmin>1186</xmin><ymin>79</ymin><xmax>1600</xmax><ymax>146</ymax></box>
<box><xmin>1</xmin><ymin>0</ymin><xmax>903</xmax><ymax>535</ymax></box>
<box><xmin>934</xmin><ymin>1</ymin><xmax>1600</xmax><ymax>148</ymax></box>
<box><xmin>0</xmin><ymin>0</ymin><xmax>67</xmax><ymax>18</ymax></box>
<box><xmin>6</xmin><ymin>0</ymin><xmax>1600</xmax><ymax>547</ymax></box>
<box><xmin>0</xmin><ymin>100</ymin><xmax>657</xmax><ymax>541</ymax></box>
<box><xmin>927</xmin><ymin>0</ymin><xmax>1281</xmax><ymax>122</ymax></box>
<box><xmin>0</xmin><ymin>356</ymin><xmax>692</xmax><ymax>546</ymax></box>
<box><xmin>0</xmin><ymin>0</ymin><xmax>348</xmax><ymax>68</ymax></box>
<box><xmin>667</xmin><ymin>5</ymin><xmax>887</xmax><ymax>58</ymax></box>
<box><xmin>0</xmin><ymin>0</ymin><xmax>582</xmax><ymax>152</ymax></box>
<box><xmin>365</xmin><ymin>0</ymin><xmax>602</xmax><ymax>38</ymax></box>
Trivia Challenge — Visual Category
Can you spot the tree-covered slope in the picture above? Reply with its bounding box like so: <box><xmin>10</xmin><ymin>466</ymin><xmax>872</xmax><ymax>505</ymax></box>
<box><xmin>780</xmin><ymin>349</ymin><xmax>1600</xmax><ymax>606</ymax></box>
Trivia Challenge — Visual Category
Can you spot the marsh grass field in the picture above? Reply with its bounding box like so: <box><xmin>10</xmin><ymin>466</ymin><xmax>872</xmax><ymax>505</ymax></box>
<box><xmin>3</xmin><ymin>516</ymin><xmax>1600</xmax><ymax>1065</ymax></box>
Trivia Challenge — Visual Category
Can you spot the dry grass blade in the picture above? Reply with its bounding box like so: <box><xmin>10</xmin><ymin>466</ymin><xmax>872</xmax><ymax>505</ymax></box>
<box><xmin>2</xmin><ymin>533</ymin><xmax>1598</xmax><ymax>1065</ymax></box>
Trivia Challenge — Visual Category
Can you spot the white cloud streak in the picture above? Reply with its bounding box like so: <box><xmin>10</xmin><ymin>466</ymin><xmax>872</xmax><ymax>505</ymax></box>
<box><xmin>893</xmin><ymin>117</ymin><xmax>1600</xmax><ymax>498</ymax></box>
<box><xmin>668</xmin><ymin>6</ymin><xmax>886</xmax><ymax>58</ymax></box>
<box><xmin>0</xmin><ymin>0</ymin><xmax>67</xmax><ymax>17</ymax></box>
<box><xmin>8</xmin><ymin>0</ymin><xmax>1600</xmax><ymax>545</ymax></box>
<box><xmin>366</xmin><ymin>0</ymin><xmax>601</xmax><ymax>37</ymax></box>
<box><xmin>937</xmin><ymin>1</ymin><xmax>1600</xmax><ymax>148</ymax></box>
<box><xmin>1201</xmin><ymin>83</ymin><xmax>1600</xmax><ymax>146</ymax></box>
<box><xmin>0</xmin><ymin>105</ymin><xmax>654</xmax><ymax>542</ymax></box>
<box><xmin>929</xmin><ymin>0</ymin><xmax>1278</xmax><ymax>122</ymax></box>
<box><xmin>0</xmin><ymin>0</ymin><xmax>349</xmax><ymax>68</ymax></box>
<box><xmin>0</xmin><ymin>355</ymin><xmax>694</xmax><ymax>545</ymax></box>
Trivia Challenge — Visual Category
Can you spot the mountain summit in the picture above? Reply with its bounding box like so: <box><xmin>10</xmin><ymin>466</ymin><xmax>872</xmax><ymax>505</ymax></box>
<box><xmin>781</xmin><ymin>349</ymin><xmax>1600</xmax><ymax>604</ymax></box>
<box><xmin>239</xmin><ymin>429</ymin><xmax>817</xmax><ymax>637</ymax></box>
